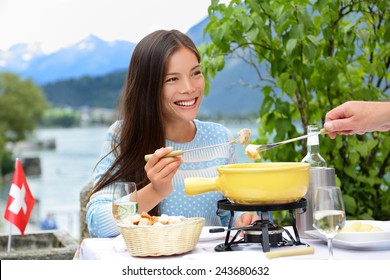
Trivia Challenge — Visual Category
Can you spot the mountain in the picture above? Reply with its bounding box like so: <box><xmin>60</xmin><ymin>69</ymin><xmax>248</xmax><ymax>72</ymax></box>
<box><xmin>2</xmin><ymin>17</ymin><xmax>264</xmax><ymax>116</ymax></box>
<box><xmin>0</xmin><ymin>35</ymin><xmax>135</xmax><ymax>84</ymax></box>
<box><xmin>186</xmin><ymin>15</ymin><xmax>211</xmax><ymax>46</ymax></box>
<box><xmin>0</xmin><ymin>42</ymin><xmax>45</xmax><ymax>72</ymax></box>
<box><xmin>43</xmin><ymin>70</ymin><xmax>126</xmax><ymax>108</ymax></box>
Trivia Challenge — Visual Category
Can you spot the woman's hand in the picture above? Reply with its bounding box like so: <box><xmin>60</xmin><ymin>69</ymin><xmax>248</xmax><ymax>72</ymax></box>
<box><xmin>235</xmin><ymin>212</ymin><xmax>261</xmax><ymax>227</ymax></box>
<box><xmin>144</xmin><ymin>147</ymin><xmax>183</xmax><ymax>198</ymax></box>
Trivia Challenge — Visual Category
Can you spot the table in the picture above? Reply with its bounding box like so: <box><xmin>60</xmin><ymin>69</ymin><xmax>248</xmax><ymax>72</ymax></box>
<box><xmin>76</xmin><ymin>226</ymin><xmax>390</xmax><ymax>261</ymax></box>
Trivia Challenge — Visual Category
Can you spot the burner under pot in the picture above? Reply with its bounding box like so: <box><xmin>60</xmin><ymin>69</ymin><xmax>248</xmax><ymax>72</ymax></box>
<box><xmin>244</xmin><ymin>224</ymin><xmax>284</xmax><ymax>245</ymax></box>
<box><xmin>213</xmin><ymin>198</ymin><xmax>308</xmax><ymax>252</ymax></box>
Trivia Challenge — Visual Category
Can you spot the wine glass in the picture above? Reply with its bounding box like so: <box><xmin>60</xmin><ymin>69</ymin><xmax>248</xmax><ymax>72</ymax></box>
<box><xmin>313</xmin><ymin>186</ymin><xmax>346</xmax><ymax>259</ymax></box>
<box><xmin>112</xmin><ymin>182</ymin><xmax>138</xmax><ymax>225</ymax></box>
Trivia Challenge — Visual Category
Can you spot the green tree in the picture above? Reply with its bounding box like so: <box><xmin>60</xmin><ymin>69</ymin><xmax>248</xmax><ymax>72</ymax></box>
<box><xmin>201</xmin><ymin>0</ymin><xmax>390</xmax><ymax>220</ymax></box>
<box><xmin>0</xmin><ymin>72</ymin><xmax>49</xmax><ymax>176</ymax></box>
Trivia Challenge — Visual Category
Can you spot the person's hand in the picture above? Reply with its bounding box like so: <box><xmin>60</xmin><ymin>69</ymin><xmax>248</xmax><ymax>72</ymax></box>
<box><xmin>235</xmin><ymin>212</ymin><xmax>261</xmax><ymax>228</ymax></box>
<box><xmin>144</xmin><ymin>147</ymin><xmax>182</xmax><ymax>198</ymax></box>
<box><xmin>324</xmin><ymin>101</ymin><xmax>390</xmax><ymax>139</ymax></box>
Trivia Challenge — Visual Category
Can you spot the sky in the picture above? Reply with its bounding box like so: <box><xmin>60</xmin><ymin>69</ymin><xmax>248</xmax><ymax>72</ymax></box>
<box><xmin>0</xmin><ymin>0</ymin><xmax>230</xmax><ymax>54</ymax></box>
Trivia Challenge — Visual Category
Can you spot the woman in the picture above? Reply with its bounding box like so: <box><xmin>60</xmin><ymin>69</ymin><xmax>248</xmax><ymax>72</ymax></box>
<box><xmin>86</xmin><ymin>30</ymin><xmax>239</xmax><ymax>238</ymax></box>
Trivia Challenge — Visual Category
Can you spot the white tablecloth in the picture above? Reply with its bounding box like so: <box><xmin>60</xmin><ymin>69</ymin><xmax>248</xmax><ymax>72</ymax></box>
<box><xmin>76</xmin><ymin>226</ymin><xmax>390</xmax><ymax>261</ymax></box>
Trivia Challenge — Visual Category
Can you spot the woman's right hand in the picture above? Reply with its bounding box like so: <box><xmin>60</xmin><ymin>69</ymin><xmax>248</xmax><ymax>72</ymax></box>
<box><xmin>144</xmin><ymin>147</ymin><xmax>183</xmax><ymax>198</ymax></box>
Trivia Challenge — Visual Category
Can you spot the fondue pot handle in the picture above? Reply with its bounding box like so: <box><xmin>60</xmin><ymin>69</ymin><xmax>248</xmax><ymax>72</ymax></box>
<box><xmin>184</xmin><ymin>177</ymin><xmax>218</xmax><ymax>196</ymax></box>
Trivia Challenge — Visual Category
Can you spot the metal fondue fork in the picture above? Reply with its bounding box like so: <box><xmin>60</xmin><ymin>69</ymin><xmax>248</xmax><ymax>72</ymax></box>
<box><xmin>144</xmin><ymin>137</ymin><xmax>240</xmax><ymax>161</ymax></box>
<box><xmin>255</xmin><ymin>128</ymin><xmax>328</xmax><ymax>153</ymax></box>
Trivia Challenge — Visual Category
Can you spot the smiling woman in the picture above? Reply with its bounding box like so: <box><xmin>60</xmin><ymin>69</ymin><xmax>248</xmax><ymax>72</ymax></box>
<box><xmin>162</xmin><ymin>47</ymin><xmax>205</xmax><ymax>132</ymax></box>
<box><xmin>85</xmin><ymin>29</ymin><xmax>245</xmax><ymax>238</ymax></box>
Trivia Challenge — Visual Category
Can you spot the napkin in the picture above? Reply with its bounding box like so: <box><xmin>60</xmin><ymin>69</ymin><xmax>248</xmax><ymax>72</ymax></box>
<box><xmin>112</xmin><ymin>235</ymin><xmax>127</xmax><ymax>252</ymax></box>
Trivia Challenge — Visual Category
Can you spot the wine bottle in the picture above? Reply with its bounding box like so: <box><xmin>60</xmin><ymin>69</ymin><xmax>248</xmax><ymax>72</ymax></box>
<box><xmin>301</xmin><ymin>125</ymin><xmax>327</xmax><ymax>167</ymax></box>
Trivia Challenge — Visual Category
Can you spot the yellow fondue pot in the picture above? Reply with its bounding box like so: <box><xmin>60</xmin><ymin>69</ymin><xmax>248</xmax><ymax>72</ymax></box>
<box><xmin>185</xmin><ymin>162</ymin><xmax>310</xmax><ymax>204</ymax></box>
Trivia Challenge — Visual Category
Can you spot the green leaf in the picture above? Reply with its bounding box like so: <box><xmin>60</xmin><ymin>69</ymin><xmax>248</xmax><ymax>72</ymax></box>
<box><xmin>247</xmin><ymin>27</ymin><xmax>259</xmax><ymax>42</ymax></box>
<box><xmin>283</xmin><ymin>79</ymin><xmax>297</xmax><ymax>95</ymax></box>
<box><xmin>274</xmin><ymin>100</ymin><xmax>290</xmax><ymax>117</ymax></box>
<box><xmin>292</xmin><ymin>59</ymin><xmax>303</xmax><ymax>75</ymax></box>
<box><xmin>303</xmin><ymin>44</ymin><xmax>317</xmax><ymax>60</ymax></box>
<box><xmin>209</xmin><ymin>28</ymin><xmax>224</xmax><ymax>46</ymax></box>
<box><xmin>356</xmin><ymin>29</ymin><xmax>370</xmax><ymax>46</ymax></box>
<box><xmin>384</xmin><ymin>21</ymin><xmax>390</xmax><ymax>43</ymax></box>
<box><xmin>307</xmin><ymin>35</ymin><xmax>319</xmax><ymax>46</ymax></box>
<box><xmin>355</xmin><ymin>139</ymin><xmax>378</xmax><ymax>156</ymax></box>
<box><xmin>297</xmin><ymin>6</ymin><xmax>314</xmax><ymax>31</ymax></box>
<box><xmin>214</xmin><ymin>55</ymin><xmax>225</xmax><ymax>71</ymax></box>
<box><xmin>344</xmin><ymin>163</ymin><xmax>358</xmax><ymax>178</ymax></box>
<box><xmin>290</xmin><ymin>24</ymin><xmax>305</xmax><ymax>40</ymax></box>
<box><xmin>286</xmin><ymin>39</ymin><xmax>297</xmax><ymax>55</ymax></box>
<box><xmin>343</xmin><ymin>31</ymin><xmax>355</xmax><ymax>48</ymax></box>
<box><xmin>273</xmin><ymin>4</ymin><xmax>284</xmax><ymax>20</ymax></box>
<box><xmin>343</xmin><ymin>194</ymin><xmax>357</xmax><ymax>214</ymax></box>
<box><xmin>262</xmin><ymin>85</ymin><xmax>273</xmax><ymax>97</ymax></box>
<box><xmin>342</xmin><ymin>22</ymin><xmax>355</xmax><ymax>34</ymax></box>
<box><xmin>349</xmin><ymin>151</ymin><xmax>360</xmax><ymax>165</ymax></box>
<box><xmin>260</xmin><ymin>95</ymin><xmax>274</xmax><ymax>116</ymax></box>
<box><xmin>240</xmin><ymin>14</ymin><xmax>253</xmax><ymax>32</ymax></box>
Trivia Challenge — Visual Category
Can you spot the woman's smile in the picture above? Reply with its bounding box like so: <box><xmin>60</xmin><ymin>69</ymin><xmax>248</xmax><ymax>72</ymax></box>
<box><xmin>174</xmin><ymin>97</ymin><xmax>198</xmax><ymax>108</ymax></box>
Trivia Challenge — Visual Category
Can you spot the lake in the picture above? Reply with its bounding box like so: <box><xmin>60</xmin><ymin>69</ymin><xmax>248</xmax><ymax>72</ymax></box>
<box><xmin>0</xmin><ymin>122</ymin><xmax>259</xmax><ymax>239</ymax></box>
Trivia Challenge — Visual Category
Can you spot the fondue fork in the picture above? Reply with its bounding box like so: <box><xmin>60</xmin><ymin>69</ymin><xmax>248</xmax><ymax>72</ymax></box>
<box><xmin>144</xmin><ymin>137</ymin><xmax>240</xmax><ymax>161</ymax></box>
<box><xmin>254</xmin><ymin>128</ymin><xmax>328</xmax><ymax>153</ymax></box>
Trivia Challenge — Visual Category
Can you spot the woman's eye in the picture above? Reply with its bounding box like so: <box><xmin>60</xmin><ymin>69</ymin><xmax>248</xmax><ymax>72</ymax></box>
<box><xmin>165</xmin><ymin>77</ymin><xmax>178</xmax><ymax>83</ymax></box>
<box><xmin>193</xmin><ymin>70</ymin><xmax>202</xmax><ymax>77</ymax></box>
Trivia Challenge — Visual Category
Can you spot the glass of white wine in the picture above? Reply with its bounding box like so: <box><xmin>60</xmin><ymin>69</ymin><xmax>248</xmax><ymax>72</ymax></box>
<box><xmin>112</xmin><ymin>182</ymin><xmax>138</xmax><ymax>225</ymax></box>
<box><xmin>313</xmin><ymin>186</ymin><xmax>346</xmax><ymax>259</ymax></box>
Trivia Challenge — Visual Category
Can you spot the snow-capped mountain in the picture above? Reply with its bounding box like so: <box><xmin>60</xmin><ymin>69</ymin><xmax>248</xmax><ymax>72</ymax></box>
<box><xmin>0</xmin><ymin>35</ymin><xmax>136</xmax><ymax>84</ymax></box>
<box><xmin>0</xmin><ymin>42</ymin><xmax>45</xmax><ymax>72</ymax></box>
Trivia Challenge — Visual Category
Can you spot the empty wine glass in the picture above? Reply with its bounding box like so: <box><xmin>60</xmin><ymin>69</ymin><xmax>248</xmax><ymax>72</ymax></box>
<box><xmin>112</xmin><ymin>182</ymin><xmax>138</xmax><ymax>225</ymax></box>
<box><xmin>313</xmin><ymin>186</ymin><xmax>346</xmax><ymax>259</ymax></box>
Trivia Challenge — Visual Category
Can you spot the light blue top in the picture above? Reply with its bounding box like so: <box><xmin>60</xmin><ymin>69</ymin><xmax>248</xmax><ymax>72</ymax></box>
<box><xmin>86</xmin><ymin>119</ymin><xmax>238</xmax><ymax>237</ymax></box>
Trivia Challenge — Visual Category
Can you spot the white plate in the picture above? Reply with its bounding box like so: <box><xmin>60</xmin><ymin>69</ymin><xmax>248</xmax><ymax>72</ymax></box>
<box><xmin>305</xmin><ymin>220</ymin><xmax>390</xmax><ymax>251</ymax></box>
<box><xmin>198</xmin><ymin>226</ymin><xmax>228</xmax><ymax>242</ymax></box>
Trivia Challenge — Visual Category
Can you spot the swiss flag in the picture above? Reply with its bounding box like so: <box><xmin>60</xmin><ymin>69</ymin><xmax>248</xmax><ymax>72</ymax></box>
<box><xmin>4</xmin><ymin>159</ymin><xmax>35</xmax><ymax>236</ymax></box>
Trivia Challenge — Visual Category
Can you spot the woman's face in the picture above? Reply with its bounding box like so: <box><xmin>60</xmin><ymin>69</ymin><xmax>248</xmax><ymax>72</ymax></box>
<box><xmin>161</xmin><ymin>46</ymin><xmax>204</xmax><ymax>124</ymax></box>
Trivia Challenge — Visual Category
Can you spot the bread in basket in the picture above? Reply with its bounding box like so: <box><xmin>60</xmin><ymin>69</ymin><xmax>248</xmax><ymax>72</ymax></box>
<box><xmin>118</xmin><ymin>215</ymin><xmax>205</xmax><ymax>257</ymax></box>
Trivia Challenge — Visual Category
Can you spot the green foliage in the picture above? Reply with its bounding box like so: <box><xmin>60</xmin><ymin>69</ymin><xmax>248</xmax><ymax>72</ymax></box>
<box><xmin>202</xmin><ymin>0</ymin><xmax>390</xmax><ymax>221</ymax></box>
<box><xmin>0</xmin><ymin>72</ymin><xmax>49</xmax><ymax>141</ymax></box>
<box><xmin>1</xmin><ymin>149</ymin><xmax>15</xmax><ymax>176</ymax></box>
<box><xmin>0</xmin><ymin>72</ymin><xmax>49</xmax><ymax>176</ymax></box>
<box><xmin>40</xmin><ymin>108</ymin><xmax>81</xmax><ymax>128</ymax></box>
<box><xmin>42</xmin><ymin>71</ymin><xmax>126</xmax><ymax>109</ymax></box>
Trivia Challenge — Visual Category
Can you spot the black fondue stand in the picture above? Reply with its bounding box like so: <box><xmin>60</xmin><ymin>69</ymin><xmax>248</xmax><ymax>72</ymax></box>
<box><xmin>211</xmin><ymin>198</ymin><xmax>307</xmax><ymax>252</ymax></box>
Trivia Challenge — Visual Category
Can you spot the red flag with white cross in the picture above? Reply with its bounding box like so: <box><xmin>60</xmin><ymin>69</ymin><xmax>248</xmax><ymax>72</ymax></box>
<box><xmin>4</xmin><ymin>158</ymin><xmax>35</xmax><ymax>236</ymax></box>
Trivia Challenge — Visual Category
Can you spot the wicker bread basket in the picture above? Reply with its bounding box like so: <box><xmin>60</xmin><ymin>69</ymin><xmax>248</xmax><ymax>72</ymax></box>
<box><xmin>118</xmin><ymin>217</ymin><xmax>205</xmax><ymax>257</ymax></box>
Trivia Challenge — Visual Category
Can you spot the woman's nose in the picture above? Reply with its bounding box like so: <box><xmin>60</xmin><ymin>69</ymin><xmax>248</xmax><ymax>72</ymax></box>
<box><xmin>179</xmin><ymin>77</ymin><xmax>195</xmax><ymax>94</ymax></box>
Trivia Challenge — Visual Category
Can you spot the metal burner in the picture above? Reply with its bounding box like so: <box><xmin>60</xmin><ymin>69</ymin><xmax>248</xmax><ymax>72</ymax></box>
<box><xmin>213</xmin><ymin>198</ymin><xmax>308</xmax><ymax>252</ymax></box>
<box><xmin>244</xmin><ymin>224</ymin><xmax>284</xmax><ymax>244</ymax></box>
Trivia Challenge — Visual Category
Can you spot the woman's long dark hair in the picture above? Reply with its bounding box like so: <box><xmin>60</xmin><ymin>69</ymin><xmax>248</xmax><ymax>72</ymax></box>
<box><xmin>89</xmin><ymin>30</ymin><xmax>201</xmax><ymax>215</ymax></box>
